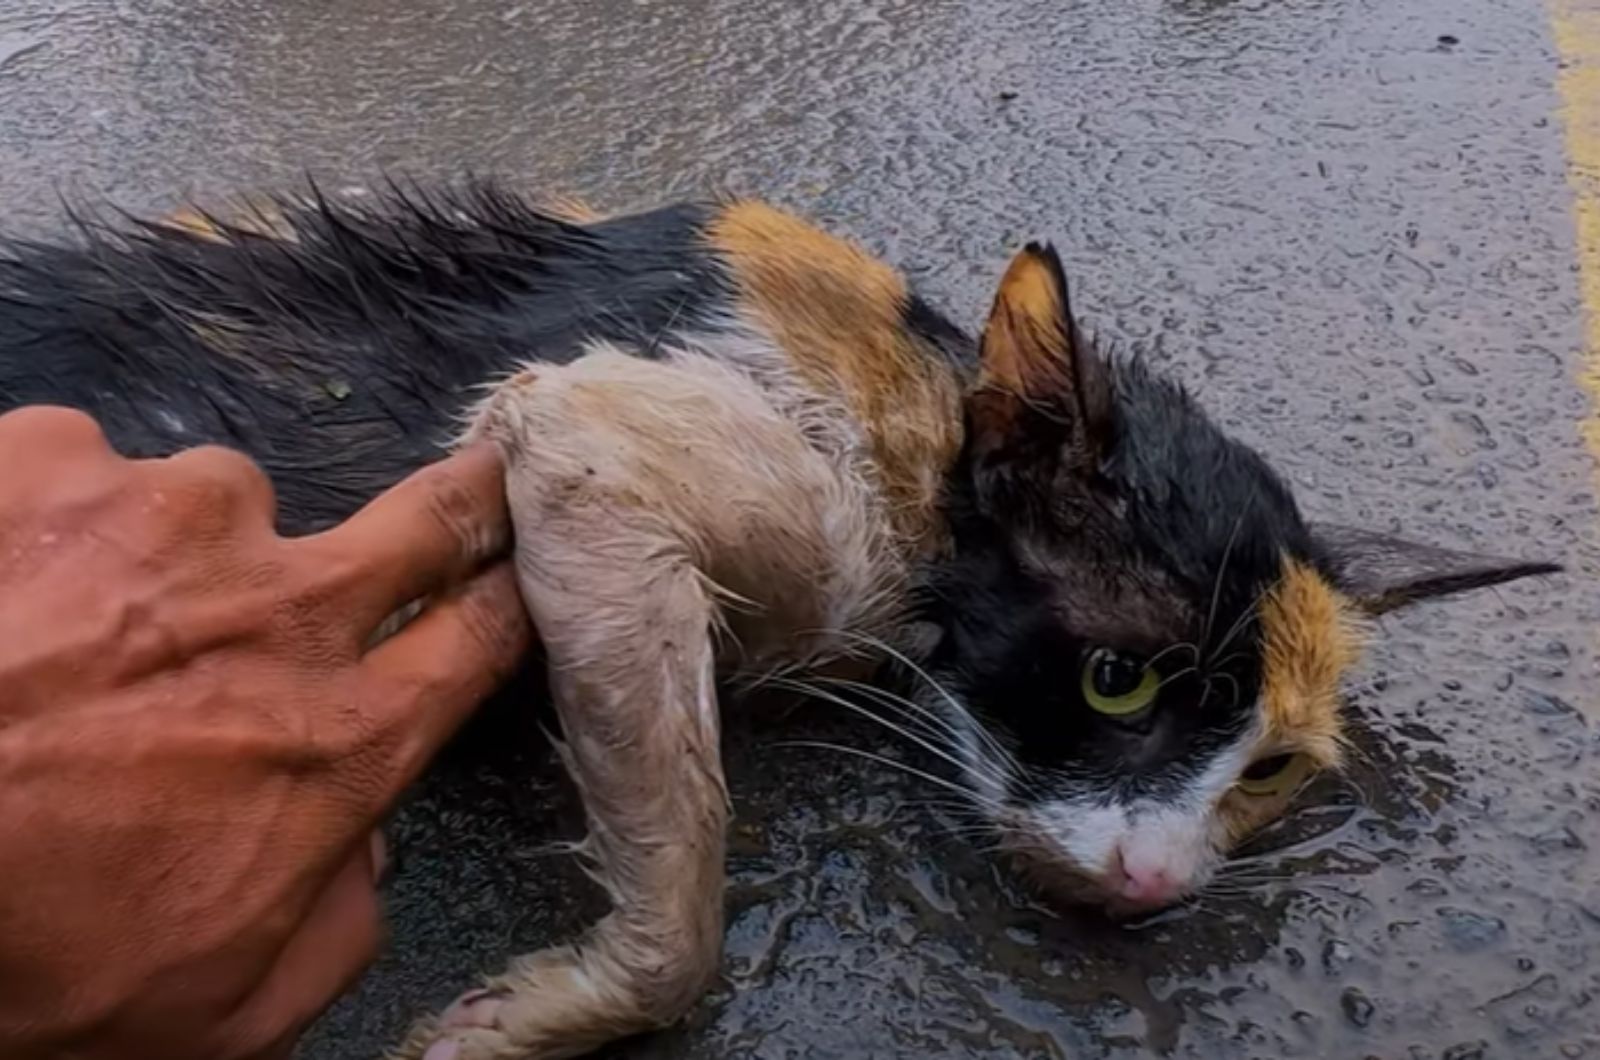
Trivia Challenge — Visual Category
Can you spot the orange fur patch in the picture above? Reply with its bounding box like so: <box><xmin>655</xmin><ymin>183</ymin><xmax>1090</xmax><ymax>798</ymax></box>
<box><xmin>1257</xmin><ymin>558</ymin><xmax>1364</xmax><ymax>767</ymax></box>
<box><xmin>980</xmin><ymin>248</ymin><xmax>1073</xmax><ymax>397</ymax></box>
<box><xmin>540</xmin><ymin>195</ymin><xmax>604</xmax><ymax>224</ymax></box>
<box><xmin>160</xmin><ymin>206</ymin><xmax>227</xmax><ymax>242</ymax></box>
<box><xmin>705</xmin><ymin>202</ymin><xmax>964</xmax><ymax>553</ymax></box>
<box><xmin>154</xmin><ymin>201</ymin><xmax>295</xmax><ymax>362</ymax></box>
<box><xmin>159</xmin><ymin>198</ymin><xmax>295</xmax><ymax>243</ymax></box>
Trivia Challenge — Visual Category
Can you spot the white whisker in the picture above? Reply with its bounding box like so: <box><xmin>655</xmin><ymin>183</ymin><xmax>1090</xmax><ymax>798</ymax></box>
<box><xmin>767</xmin><ymin>677</ymin><xmax>1013</xmax><ymax>792</ymax></box>
<box><xmin>775</xmin><ymin>740</ymin><xmax>1011</xmax><ymax>814</ymax></box>
<box><xmin>1203</xmin><ymin>509</ymin><xmax>1250</xmax><ymax>656</ymax></box>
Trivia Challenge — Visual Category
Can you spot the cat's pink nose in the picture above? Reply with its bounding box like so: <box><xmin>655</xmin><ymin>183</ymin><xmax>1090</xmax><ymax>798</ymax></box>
<box><xmin>1119</xmin><ymin>866</ymin><xmax>1178</xmax><ymax>905</ymax></box>
<box><xmin>1112</xmin><ymin>849</ymin><xmax>1183</xmax><ymax>907</ymax></box>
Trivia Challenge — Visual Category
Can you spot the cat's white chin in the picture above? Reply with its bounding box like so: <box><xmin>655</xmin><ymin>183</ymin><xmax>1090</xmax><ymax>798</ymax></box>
<box><xmin>1000</xmin><ymin>840</ymin><xmax>1201</xmax><ymax>916</ymax></box>
<box><xmin>995</xmin><ymin>796</ymin><xmax>1223</xmax><ymax>916</ymax></box>
<box><xmin>1023</xmin><ymin>856</ymin><xmax>1204</xmax><ymax>915</ymax></box>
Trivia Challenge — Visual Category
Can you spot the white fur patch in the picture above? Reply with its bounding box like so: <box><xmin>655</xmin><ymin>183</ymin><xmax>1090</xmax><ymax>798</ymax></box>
<box><xmin>938</xmin><ymin>689</ymin><xmax>1264</xmax><ymax>898</ymax></box>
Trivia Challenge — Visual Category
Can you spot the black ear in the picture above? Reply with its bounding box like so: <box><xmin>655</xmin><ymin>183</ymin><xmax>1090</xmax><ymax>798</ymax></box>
<box><xmin>967</xmin><ymin>242</ymin><xmax>1112</xmax><ymax>472</ymax></box>
<box><xmin>1312</xmin><ymin>522</ymin><xmax>1562</xmax><ymax>615</ymax></box>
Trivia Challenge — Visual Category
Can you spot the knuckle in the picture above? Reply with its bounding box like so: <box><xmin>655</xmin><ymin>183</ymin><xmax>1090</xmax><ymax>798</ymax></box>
<box><xmin>176</xmin><ymin>444</ymin><xmax>269</xmax><ymax>488</ymax></box>
<box><xmin>424</xmin><ymin>470</ymin><xmax>496</xmax><ymax>563</ymax></box>
<box><xmin>460</xmin><ymin>576</ymin><xmax>529</xmax><ymax>669</ymax></box>
<box><xmin>0</xmin><ymin>405</ymin><xmax>112</xmax><ymax>451</ymax></box>
<box><xmin>164</xmin><ymin>445</ymin><xmax>278</xmax><ymax>515</ymax></box>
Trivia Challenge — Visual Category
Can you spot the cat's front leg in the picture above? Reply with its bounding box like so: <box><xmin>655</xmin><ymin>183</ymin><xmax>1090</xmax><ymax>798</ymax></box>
<box><xmin>392</xmin><ymin>350</ymin><xmax>897</xmax><ymax>1060</ymax></box>
<box><xmin>393</xmin><ymin>511</ymin><xmax>729</xmax><ymax>1060</ymax></box>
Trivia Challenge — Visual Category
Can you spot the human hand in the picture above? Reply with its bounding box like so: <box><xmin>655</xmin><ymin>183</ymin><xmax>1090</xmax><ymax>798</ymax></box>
<box><xmin>0</xmin><ymin>407</ymin><xmax>532</xmax><ymax>1059</ymax></box>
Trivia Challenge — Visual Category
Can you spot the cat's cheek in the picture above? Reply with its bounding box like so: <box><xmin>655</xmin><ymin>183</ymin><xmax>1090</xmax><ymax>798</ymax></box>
<box><xmin>1215</xmin><ymin>786</ymin><xmax>1282</xmax><ymax>849</ymax></box>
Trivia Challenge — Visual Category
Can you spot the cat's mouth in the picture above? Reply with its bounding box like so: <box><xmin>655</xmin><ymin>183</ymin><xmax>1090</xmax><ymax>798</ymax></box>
<box><xmin>994</xmin><ymin>815</ymin><xmax>1209</xmax><ymax>918</ymax></box>
<box><xmin>1018</xmin><ymin>859</ymin><xmax>1196</xmax><ymax>918</ymax></box>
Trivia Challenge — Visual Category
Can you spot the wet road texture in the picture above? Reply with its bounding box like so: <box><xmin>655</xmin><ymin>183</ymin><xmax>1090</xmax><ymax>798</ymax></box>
<box><xmin>3</xmin><ymin>0</ymin><xmax>1599</xmax><ymax>1057</ymax></box>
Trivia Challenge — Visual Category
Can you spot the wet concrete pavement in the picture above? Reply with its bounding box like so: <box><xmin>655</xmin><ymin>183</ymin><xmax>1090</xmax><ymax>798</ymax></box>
<box><xmin>4</xmin><ymin>0</ymin><xmax>1600</xmax><ymax>1056</ymax></box>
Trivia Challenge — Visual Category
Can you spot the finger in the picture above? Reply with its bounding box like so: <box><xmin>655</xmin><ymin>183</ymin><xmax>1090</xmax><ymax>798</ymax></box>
<box><xmin>352</xmin><ymin>561</ymin><xmax>531</xmax><ymax>806</ymax></box>
<box><xmin>299</xmin><ymin>443</ymin><xmax>512</xmax><ymax>632</ymax></box>
<box><xmin>220</xmin><ymin>840</ymin><xmax>384</xmax><ymax>1060</ymax></box>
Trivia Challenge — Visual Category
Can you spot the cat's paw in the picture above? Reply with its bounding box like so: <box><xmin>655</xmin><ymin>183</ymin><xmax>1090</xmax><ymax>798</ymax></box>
<box><xmin>388</xmin><ymin>933</ymin><xmax>712</xmax><ymax>1060</ymax></box>
<box><xmin>412</xmin><ymin>1027</ymin><xmax>510</xmax><ymax>1060</ymax></box>
<box><xmin>390</xmin><ymin>985</ymin><xmax>517</xmax><ymax>1060</ymax></box>
<box><xmin>390</xmin><ymin>980</ymin><xmax>547</xmax><ymax>1060</ymax></box>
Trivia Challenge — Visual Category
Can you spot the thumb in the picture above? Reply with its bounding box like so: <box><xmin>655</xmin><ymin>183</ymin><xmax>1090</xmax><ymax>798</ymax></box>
<box><xmin>225</xmin><ymin>836</ymin><xmax>386</xmax><ymax>1059</ymax></box>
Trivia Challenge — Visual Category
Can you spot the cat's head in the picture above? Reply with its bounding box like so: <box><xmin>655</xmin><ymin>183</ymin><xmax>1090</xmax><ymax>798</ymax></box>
<box><xmin>922</xmin><ymin>244</ymin><xmax>1559</xmax><ymax>915</ymax></box>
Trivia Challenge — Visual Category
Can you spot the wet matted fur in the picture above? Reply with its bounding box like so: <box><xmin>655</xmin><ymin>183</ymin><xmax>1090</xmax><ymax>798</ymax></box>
<box><xmin>0</xmin><ymin>182</ymin><xmax>1559</xmax><ymax>1059</ymax></box>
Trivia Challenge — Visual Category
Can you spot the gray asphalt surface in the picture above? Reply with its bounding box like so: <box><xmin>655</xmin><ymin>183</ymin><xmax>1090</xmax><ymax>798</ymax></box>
<box><xmin>2</xmin><ymin>0</ymin><xmax>1597</xmax><ymax>1056</ymax></box>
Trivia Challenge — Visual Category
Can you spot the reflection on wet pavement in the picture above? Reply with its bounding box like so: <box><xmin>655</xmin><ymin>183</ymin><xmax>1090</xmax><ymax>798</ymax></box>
<box><xmin>2</xmin><ymin>0</ymin><xmax>1597</xmax><ymax>1056</ymax></box>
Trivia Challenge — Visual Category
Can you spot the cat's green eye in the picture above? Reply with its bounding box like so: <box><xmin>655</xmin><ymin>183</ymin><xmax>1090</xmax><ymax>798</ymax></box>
<box><xmin>1236</xmin><ymin>752</ymin><xmax>1310</xmax><ymax>797</ymax></box>
<box><xmin>1080</xmin><ymin>648</ymin><xmax>1159</xmax><ymax>717</ymax></box>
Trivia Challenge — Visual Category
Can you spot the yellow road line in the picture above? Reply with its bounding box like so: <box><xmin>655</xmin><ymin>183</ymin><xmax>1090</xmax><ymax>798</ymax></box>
<box><xmin>1551</xmin><ymin>0</ymin><xmax>1600</xmax><ymax>456</ymax></box>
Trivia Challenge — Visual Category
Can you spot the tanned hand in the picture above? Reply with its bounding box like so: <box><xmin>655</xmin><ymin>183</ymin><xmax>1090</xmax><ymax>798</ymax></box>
<box><xmin>0</xmin><ymin>407</ymin><xmax>532</xmax><ymax>1060</ymax></box>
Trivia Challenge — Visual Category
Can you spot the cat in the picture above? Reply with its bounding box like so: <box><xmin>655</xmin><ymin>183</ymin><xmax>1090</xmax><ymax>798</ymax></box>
<box><xmin>0</xmin><ymin>182</ymin><xmax>1558</xmax><ymax>1060</ymax></box>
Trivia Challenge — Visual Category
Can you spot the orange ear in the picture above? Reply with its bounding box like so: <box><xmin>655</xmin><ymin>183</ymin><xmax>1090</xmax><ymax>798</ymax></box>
<box><xmin>968</xmin><ymin>243</ymin><xmax>1109</xmax><ymax>467</ymax></box>
<box><xmin>978</xmin><ymin>243</ymin><xmax>1077</xmax><ymax>397</ymax></box>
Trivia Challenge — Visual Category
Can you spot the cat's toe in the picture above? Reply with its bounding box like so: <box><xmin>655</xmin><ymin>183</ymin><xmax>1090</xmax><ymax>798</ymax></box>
<box><xmin>417</xmin><ymin>1026</ymin><xmax>514</xmax><ymax>1060</ymax></box>
<box><xmin>438</xmin><ymin>988</ymin><xmax>506</xmax><ymax>1030</ymax></box>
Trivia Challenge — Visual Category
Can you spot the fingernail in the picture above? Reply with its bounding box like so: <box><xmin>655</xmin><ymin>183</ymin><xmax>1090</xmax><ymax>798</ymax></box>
<box><xmin>370</xmin><ymin>830</ymin><xmax>391</xmax><ymax>884</ymax></box>
<box><xmin>422</xmin><ymin>1042</ymin><xmax>459</xmax><ymax>1060</ymax></box>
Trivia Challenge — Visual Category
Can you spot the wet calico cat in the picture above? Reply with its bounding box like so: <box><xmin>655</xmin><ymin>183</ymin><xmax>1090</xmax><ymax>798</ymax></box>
<box><xmin>0</xmin><ymin>185</ymin><xmax>1557</xmax><ymax>1060</ymax></box>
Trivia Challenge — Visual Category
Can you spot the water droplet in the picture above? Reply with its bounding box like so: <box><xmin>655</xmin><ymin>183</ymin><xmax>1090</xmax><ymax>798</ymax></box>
<box><xmin>1524</xmin><ymin>691</ymin><xmax>1577</xmax><ymax>718</ymax></box>
<box><xmin>1529</xmin><ymin>826</ymin><xmax>1586</xmax><ymax>853</ymax></box>
<box><xmin>1340</xmin><ymin>987</ymin><xmax>1375</xmax><ymax>1027</ymax></box>
<box><xmin>1450</xmin><ymin>411</ymin><xmax>1497</xmax><ymax>450</ymax></box>
<box><xmin>1407</xmin><ymin>877</ymin><xmax>1447</xmax><ymax>898</ymax></box>
<box><xmin>1438</xmin><ymin>907</ymin><xmax>1506</xmax><ymax>951</ymax></box>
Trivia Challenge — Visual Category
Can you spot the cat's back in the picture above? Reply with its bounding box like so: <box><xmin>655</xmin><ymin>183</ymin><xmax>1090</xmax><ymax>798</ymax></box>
<box><xmin>702</xmin><ymin>203</ymin><xmax>970</xmax><ymax>546</ymax></box>
<box><xmin>0</xmin><ymin>184</ymin><xmax>971</xmax><ymax>540</ymax></box>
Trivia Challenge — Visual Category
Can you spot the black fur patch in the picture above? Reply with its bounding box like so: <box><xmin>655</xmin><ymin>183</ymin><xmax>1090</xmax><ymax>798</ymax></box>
<box><xmin>1104</xmin><ymin>356</ymin><xmax>1314</xmax><ymax>641</ymax></box>
<box><xmin>923</xmin><ymin>352</ymin><xmax>1314</xmax><ymax>804</ymax></box>
<box><xmin>0</xmin><ymin>182</ymin><xmax>727</xmax><ymax>532</ymax></box>
<box><xmin>901</xmin><ymin>292</ymin><xmax>979</xmax><ymax>376</ymax></box>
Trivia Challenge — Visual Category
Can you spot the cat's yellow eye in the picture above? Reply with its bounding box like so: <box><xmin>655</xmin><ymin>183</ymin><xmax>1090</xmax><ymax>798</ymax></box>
<box><xmin>1080</xmin><ymin>648</ymin><xmax>1159</xmax><ymax>717</ymax></box>
<box><xmin>1236</xmin><ymin>752</ymin><xmax>1310</xmax><ymax>797</ymax></box>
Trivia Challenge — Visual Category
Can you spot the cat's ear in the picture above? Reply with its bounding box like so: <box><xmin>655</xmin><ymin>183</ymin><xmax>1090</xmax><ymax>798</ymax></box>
<box><xmin>968</xmin><ymin>242</ymin><xmax>1112</xmax><ymax>470</ymax></box>
<box><xmin>1312</xmin><ymin>522</ymin><xmax>1562</xmax><ymax>616</ymax></box>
